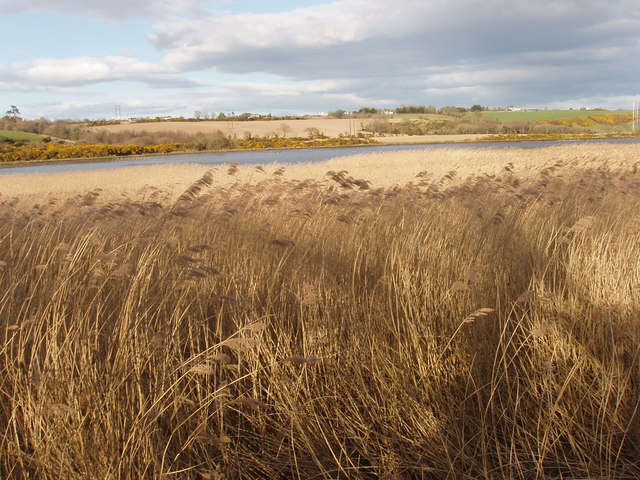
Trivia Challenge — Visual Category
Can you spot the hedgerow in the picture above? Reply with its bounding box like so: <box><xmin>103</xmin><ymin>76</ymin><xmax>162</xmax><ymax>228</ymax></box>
<box><xmin>0</xmin><ymin>137</ymin><xmax>378</xmax><ymax>163</ymax></box>
<box><xmin>0</xmin><ymin>143</ymin><xmax>192</xmax><ymax>162</ymax></box>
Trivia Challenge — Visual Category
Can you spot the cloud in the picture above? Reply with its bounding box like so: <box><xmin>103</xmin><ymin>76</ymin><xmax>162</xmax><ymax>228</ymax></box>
<box><xmin>0</xmin><ymin>0</ymin><xmax>207</xmax><ymax>20</ymax></box>
<box><xmin>21</xmin><ymin>98</ymin><xmax>176</xmax><ymax>120</ymax></box>
<box><xmin>146</xmin><ymin>0</ymin><xmax>640</xmax><ymax>107</ymax></box>
<box><xmin>4</xmin><ymin>0</ymin><xmax>640</xmax><ymax>119</ymax></box>
<box><xmin>165</xmin><ymin>80</ymin><xmax>378</xmax><ymax>116</ymax></box>
<box><xmin>151</xmin><ymin>0</ymin><xmax>426</xmax><ymax>70</ymax></box>
<box><xmin>152</xmin><ymin>0</ymin><xmax>638</xmax><ymax>73</ymax></box>
<box><xmin>1</xmin><ymin>56</ymin><xmax>200</xmax><ymax>89</ymax></box>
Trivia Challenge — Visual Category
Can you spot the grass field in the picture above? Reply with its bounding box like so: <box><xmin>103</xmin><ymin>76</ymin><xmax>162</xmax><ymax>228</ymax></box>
<box><xmin>483</xmin><ymin>109</ymin><xmax>632</xmax><ymax>122</ymax></box>
<box><xmin>0</xmin><ymin>129</ymin><xmax>46</xmax><ymax>143</ymax></box>
<box><xmin>1</xmin><ymin>144</ymin><xmax>639</xmax><ymax>479</ymax></box>
<box><xmin>89</xmin><ymin>112</ymin><xmax>635</xmax><ymax>144</ymax></box>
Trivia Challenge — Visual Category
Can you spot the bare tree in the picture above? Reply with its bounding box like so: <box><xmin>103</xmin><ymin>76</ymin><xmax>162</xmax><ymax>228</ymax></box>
<box><xmin>305</xmin><ymin>127</ymin><xmax>323</xmax><ymax>139</ymax></box>
<box><xmin>280</xmin><ymin>123</ymin><xmax>292</xmax><ymax>138</ymax></box>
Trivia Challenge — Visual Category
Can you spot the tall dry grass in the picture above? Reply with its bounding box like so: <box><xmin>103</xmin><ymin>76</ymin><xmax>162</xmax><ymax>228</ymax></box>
<box><xmin>0</xmin><ymin>146</ymin><xmax>639</xmax><ymax>479</ymax></box>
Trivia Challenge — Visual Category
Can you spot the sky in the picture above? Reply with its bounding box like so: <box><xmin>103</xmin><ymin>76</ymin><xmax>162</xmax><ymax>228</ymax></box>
<box><xmin>0</xmin><ymin>0</ymin><xmax>639</xmax><ymax>120</ymax></box>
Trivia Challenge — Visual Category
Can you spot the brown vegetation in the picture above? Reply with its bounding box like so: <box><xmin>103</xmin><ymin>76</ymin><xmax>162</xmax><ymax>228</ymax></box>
<box><xmin>1</xmin><ymin>145</ymin><xmax>639</xmax><ymax>479</ymax></box>
<box><xmin>362</xmin><ymin>114</ymin><xmax>593</xmax><ymax>136</ymax></box>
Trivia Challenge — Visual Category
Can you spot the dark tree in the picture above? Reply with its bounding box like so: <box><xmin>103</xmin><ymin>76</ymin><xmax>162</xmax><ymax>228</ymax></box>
<box><xmin>5</xmin><ymin>105</ymin><xmax>20</xmax><ymax>118</ymax></box>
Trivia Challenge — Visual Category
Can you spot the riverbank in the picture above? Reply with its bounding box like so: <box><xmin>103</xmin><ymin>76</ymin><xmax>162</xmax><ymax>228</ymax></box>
<box><xmin>0</xmin><ymin>133</ymin><xmax>489</xmax><ymax>169</ymax></box>
<box><xmin>0</xmin><ymin>135</ymin><xmax>473</xmax><ymax>169</ymax></box>
<box><xmin>4</xmin><ymin>131</ymin><xmax>639</xmax><ymax>171</ymax></box>
<box><xmin>2</xmin><ymin>143</ymin><xmax>638</xmax><ymax>201</ymax></box>
<box><xmin>373</xmin><ymin>133</ymin><xmax>484</xmax><ymax>143</ymax></box>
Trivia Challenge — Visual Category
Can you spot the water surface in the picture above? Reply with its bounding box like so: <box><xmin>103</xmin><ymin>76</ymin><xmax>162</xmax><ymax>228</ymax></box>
<box><xmin>1</xmin><ymin>138</ymin><xmax>639</xmax><ymax>175</ymax></box>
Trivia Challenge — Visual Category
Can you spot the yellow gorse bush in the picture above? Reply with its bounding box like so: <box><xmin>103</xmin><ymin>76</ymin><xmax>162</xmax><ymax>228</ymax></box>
<box><xmin>0</xmin><ymin>136</ymin><xmax>378</xmax><ymax>163</ymax></box>
<box><xmin>481</xmin><ymin>131</ymin><xmax>639</xmax><ymax>141</ymax></box>
<box><xmin>0</xmin><ymin>142</ymin><xmax>192</xmax><ymax>162</ymax></box>
<box><xmin>536</xmin><ymin>113</ymin><xmax>632</xmax><ymax>127</ymax></box>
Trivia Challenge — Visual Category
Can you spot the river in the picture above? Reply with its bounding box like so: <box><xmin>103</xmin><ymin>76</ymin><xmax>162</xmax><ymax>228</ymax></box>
<box><xmin>1</xmin><ymin>137</ymin><xmax>639</xmax><ymax>175</ymax></box>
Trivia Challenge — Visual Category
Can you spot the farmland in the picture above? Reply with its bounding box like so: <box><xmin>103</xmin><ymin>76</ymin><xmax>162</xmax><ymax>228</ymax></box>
<box><xmin>0</xmin><ymin>129</ymin><xmax>46</xmax><ymax>143</ymax></box>
<box><xmin>482</xmin><ymin>109</ymin><xmax>635</xmax><ymax>131</ymax></box>
<box><xmin>87</xmin><ymin>117</ymin><xmax>483</xmax><ymax>142</ymax></box>
<box><xmin>91</xmin><ymin>118</ymin><xmax>362</xmax><ymax>139</ymax></box>
<box><xmin>1</xmin><ymin>144</ymin><xmax>639</xmax><ymax>479</ymax></box>
<box><xmin>1</xmin><ymin>109</ymin><xmax>637</xmax><ymax>165</ymax></box>
<box><xmin>483</xmin><ymin>109</ymin><xmax>632</xmax><ymax>122</ymax></box>
<box><xmin>88</xmin><ymin>110</ymin><xmax>635</xmax><ymax>143</ymax></box>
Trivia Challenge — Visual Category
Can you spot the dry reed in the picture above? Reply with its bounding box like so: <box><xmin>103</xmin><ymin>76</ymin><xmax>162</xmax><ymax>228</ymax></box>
<box><xmin>0</xmin><ymin>144</ymin><xmax>639</xmax><ymax>479</ymax></box>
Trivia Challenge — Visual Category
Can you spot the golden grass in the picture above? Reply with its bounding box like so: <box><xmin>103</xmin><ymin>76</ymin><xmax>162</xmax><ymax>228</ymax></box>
<box><xmin>92</xmin><ymin>118</ymin><xmax>365</xmax><ymax>138</ymax></box>
<box><xmin>2</xmin><ymin>143</ymin><xmax>637</xmax><ymax>199</ymax></box>
<box><xmin>0</xmin><ymin>144</ymin><xmax>639</xmax><ymax>479</ymax></box>
<box><xmin>90</xmin><ymin>118</ymin><xmax>485</xmax><ymax>143</ymax></box>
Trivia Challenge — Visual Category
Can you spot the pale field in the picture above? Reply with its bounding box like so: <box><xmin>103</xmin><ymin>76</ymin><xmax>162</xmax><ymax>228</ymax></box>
<box><xmin>94</xmin><ymin>118</ymin><xmax>367</xmax><ymax>138</ymax></box>
<box><xmin>0</xmin><ymin>144</ymin><xmax>637</xmax><ymax>205</ymax></box>
<box><xmin>91</xmin><ymin>118</ymin><xmax>484</xmax><ymax>143</ymax></box>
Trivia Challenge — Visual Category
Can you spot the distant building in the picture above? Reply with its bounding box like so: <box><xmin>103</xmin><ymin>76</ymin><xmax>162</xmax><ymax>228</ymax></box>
<box><xmin>505</xmin><ymin>105</ymin><xmax>521</xmax><ymax>111</ymax></box>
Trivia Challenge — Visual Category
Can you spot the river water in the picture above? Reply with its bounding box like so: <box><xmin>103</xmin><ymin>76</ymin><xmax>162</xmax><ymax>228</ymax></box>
<box><xmin>1</xmin><ymin>138</ymin><xmax>639</xmax><ymax>175</ymax></box>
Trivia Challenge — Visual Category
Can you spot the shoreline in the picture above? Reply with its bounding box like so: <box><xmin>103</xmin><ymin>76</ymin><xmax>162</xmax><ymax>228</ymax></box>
<box><xmin>1</xmin><ymin>132</ymin><xmax>636</xmax><ymax>171</ymax></box>
<box><xmin>1</xmin><ymin>142</ymin><xmax>638</xmax><ymax>202</ymax></box>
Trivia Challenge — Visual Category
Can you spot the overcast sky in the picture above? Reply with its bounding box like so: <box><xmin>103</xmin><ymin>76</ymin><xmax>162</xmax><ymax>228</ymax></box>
<box><xmin>1</xmin><ymin>0</ymin><xmax>638</xmax><ymax>119</ymax></box>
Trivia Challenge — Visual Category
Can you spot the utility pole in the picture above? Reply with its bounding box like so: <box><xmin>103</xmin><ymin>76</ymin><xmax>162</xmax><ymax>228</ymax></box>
<box><xmin>633</xmin><ymin>101</ymin><xmax>640</xmax><ymax>132</ymax></box>
<box><xmin>347</xmin><ymin>116</ymin><xmax>356</xmax><ymax>136</ymax></box>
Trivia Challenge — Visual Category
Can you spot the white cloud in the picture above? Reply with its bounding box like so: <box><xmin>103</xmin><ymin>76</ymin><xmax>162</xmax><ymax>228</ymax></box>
<box><xmin>214</xmin><ymin>78</ymin><xmax>357</xmax><ymax>98</ymax></box>
<box><xmin>2</xmin><ymin>56</ymin><xmax>200</xmax><ymax>89</ymax></box>
<box><xmin>0</xmin><ymin>0</ymin><xmax>207</xmax><ymax>20</ymax></box>
<box><xmin>151</xmin><ymin>0</ymin><xmax>431</xmax><ymax>69</ymax></box>
<box><xmin>143</xmin><ymin>0</ymin><xmax>640</xmax><ymax>111</ymax></box>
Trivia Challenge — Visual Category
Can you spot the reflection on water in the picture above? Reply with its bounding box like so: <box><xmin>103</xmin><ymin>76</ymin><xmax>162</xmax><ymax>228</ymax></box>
<box><xmin>1</xmin><ymin>138</ymin><xmax>639</xmax><ymax>175</ymax></box>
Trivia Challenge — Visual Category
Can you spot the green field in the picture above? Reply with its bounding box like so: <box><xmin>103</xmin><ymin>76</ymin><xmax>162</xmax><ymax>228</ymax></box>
<box><xmin>0</xmin><ymin>129</ymin><xmax>46</xmax><ymax>142</ymax></box>
<box><xmin>391</xmin><ymin>113</ymin><xmax>452</xmax><ymax>121</ymax></box>
<box><xmin>482</xmin><ymin>109</ymin><xmax>632</xmax><ymax>122</ymax></box>
<box><xmin>391</xmin><ymin>110</ymin><xmax>634</xmax><ymax>132</ymax></box>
